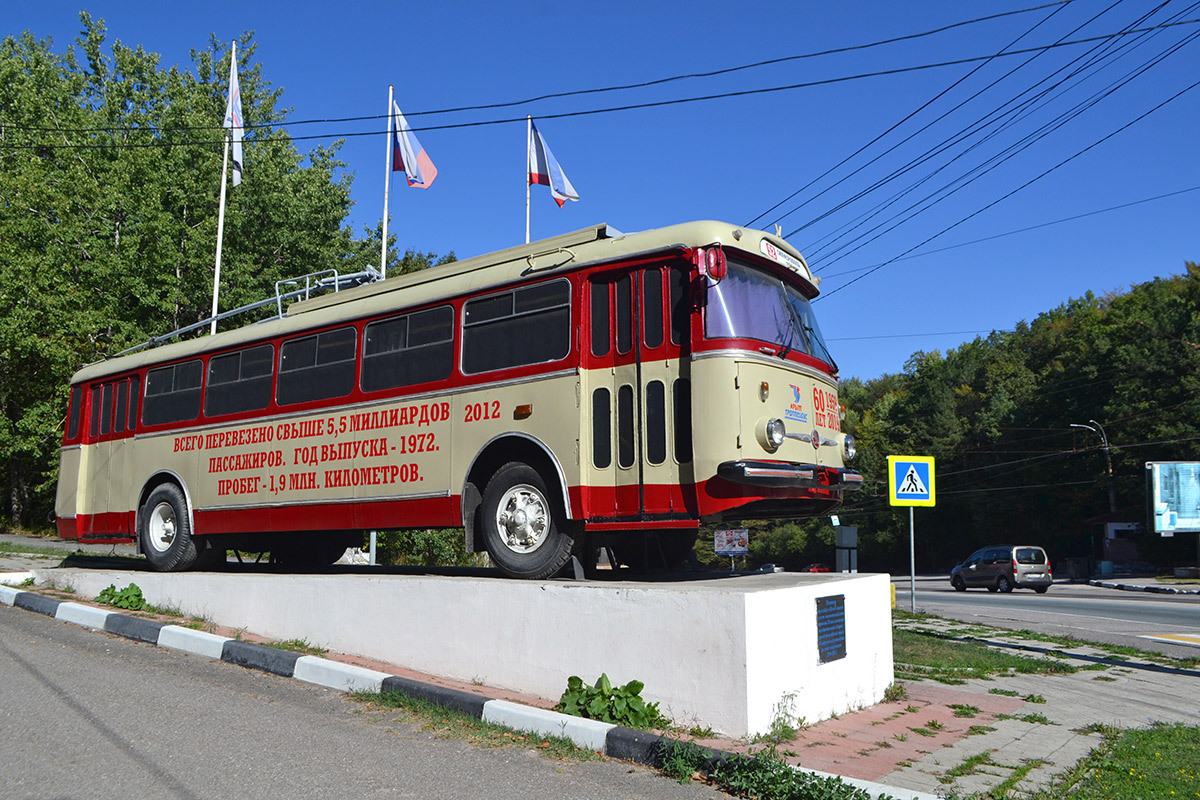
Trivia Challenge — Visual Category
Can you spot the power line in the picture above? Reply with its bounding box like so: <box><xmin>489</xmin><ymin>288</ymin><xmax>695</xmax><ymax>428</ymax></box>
<box><xmin>816</xmin><ymin>75</ymin><xmax>1200</xmax><ymax>301</ymax></box>
<box><xmin>816</xmin><ymin>185</ymin><xmax>1200</xmax><ymax>279</ymax></box>
<box><xmin>804</xmin><ymin>3</ymin><xmax>1199</xmax><ymax>267</ymax></box>
<box><xmin>5</xmin><ymin>18</ymin><xmax>1198</xmax><ymax>152</ymax></box>
<box><xmin>5</xmin><ymin>1</ymin><xmax>1084</xmax><ymax>137</ymax></box>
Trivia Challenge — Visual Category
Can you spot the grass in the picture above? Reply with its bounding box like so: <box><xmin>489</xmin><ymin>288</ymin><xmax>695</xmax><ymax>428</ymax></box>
<box><xmin>1030</xmin><ymin>723</ymin><xmax>1200</xmax><ymax>799</ymax></box>
<box><xmin>274</xmin><ymin>638</ymin><xmax>329</xmax><ymax>657</ymax></box>
<box><xmin>893</xmin><ymin>628</ymin><xmax>1079</xmax><ymax>683</ymax></box>
<box><xmin>352</xmin><ymin>690</ymin><xmax>599</xmax><ymax>761</ymax></box>
<box><xmin>0</xmin><ymin>541</ymin><xmax>75</xmax><ymax>558</ymax></box>
<box><xmin>948</xmin><ymin>703</ymin><xmax>980</xmax><ymax>718</ymax></box>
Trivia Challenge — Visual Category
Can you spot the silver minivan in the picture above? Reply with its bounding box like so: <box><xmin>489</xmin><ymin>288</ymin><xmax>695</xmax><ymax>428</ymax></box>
<box><xmin>950</xmin><ymin>545</ymin><xmax>1052</xmax><ymax>593</ymax></box>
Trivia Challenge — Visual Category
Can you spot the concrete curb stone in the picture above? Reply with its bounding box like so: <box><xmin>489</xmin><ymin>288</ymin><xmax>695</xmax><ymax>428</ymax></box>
<box><xmin>220</xmin><ymin>639</ymin><xmax>302</xmax><ymax>676</ymax></box>
<box><xmin>158</xmin><ymin>625</ymin><xmax>231</xmax><ymax>659</ymax></box>
<box><xmin>55</xmin><ymin>601</ymin><xmax>114</xmax><ymax>630</ymax></box>
<box><xmin>104</xmin><ymin>612</ymin><xmax>165</xmax><ymax>643</ymax></box>
<box><xmin>14</xmin><ymin>591</ymin><xmax>61</xmax><ymax>617</ymax></box>
<box><xmin>294</xmin><ymin>655</ymin><xmax>390</xmax><ymax>694</ymax></box>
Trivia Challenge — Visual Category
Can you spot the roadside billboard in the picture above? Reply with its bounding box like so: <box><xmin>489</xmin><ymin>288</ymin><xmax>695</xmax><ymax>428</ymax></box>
<box><xmin>1146</xmin><ymin>461</ymin><xmax>1200</xmax><ymax>536</ymax></box>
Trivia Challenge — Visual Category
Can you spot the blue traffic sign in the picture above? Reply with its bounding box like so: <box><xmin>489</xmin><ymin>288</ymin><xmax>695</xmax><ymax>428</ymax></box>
<box><xmin>887</xmin><ymin>455</ymin><xmax>936</xmax><ymax>507</ymax></box>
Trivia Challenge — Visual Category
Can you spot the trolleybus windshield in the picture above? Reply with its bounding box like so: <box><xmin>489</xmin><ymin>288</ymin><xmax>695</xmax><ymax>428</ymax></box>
<box><xmin>704</xmin><ymin>260</ymin><xmax>835</xmax><ymax>368</ymax></box>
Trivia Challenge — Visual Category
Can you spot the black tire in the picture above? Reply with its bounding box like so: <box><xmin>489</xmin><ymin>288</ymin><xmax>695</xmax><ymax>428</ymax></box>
<box><xmin>997</xmin><ymin>575</ymin><xmax>1013</xmax><ymax>593</ymax></box>
<box><xmin>952</xmin><ymin>575</ymin><xmax>966</xmax><ymax>592</ymax></box>
<box><xmin>139</xmin><ymin>483</ymin><xmax>200</xmax><ymax>572</ymax></box>
<box><xmin>986</xmin><ymin>584</ymin><xmax>998</xmax><ymax>593</ymax></box>
<box><xmin>482</xmin><ymin>462</ymin><xmax>576</xmax><ymax>579</ymax></box>
<box><xmin>1034</xmin><ymin>585</ymin><xmax>1049</xmax><ymax>594</ymax></box>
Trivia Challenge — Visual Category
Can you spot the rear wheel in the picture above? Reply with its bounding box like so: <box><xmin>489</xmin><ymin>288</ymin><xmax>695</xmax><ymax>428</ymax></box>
<box><xmin>482</xmin><ymin>462</ymin><xmax>576</xmax><ymax>579</ymax></box>
<box><xmin>951</xmin><ymin>575</ymin><xmax>966</xmax><ymax>592</ymax></box>
<box><xmin>139</xmin><ymin>484</ymin><xmax>199</xmax><ymax>572</ymax></box>
<box><xmin>1034</xmin><ymin>585</ymin><xmax>1049</xmax><ymax>594</ymax></box>
<box><xmin>997</xmin><ymin>574</ymin><xmax>1013</xmax><ymax>593</ymax></box>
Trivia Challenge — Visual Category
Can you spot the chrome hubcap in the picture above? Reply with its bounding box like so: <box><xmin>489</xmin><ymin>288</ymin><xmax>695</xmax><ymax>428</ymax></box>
<box><xmin>495</xmin><ymin>485</ymin><xmax>549</xmax><ymax>553</ymax></box>
<box><xmin>147</xmin><ymin>501</ymin><xmax>177</xmax><ymax>553</ymax></box>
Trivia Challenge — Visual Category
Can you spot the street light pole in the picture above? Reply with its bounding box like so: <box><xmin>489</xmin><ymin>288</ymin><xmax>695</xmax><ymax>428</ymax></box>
<box><xmin>1071</xmin><ymin>420</ymin><xmax>1116</xmax><ymax>513</ymax></box>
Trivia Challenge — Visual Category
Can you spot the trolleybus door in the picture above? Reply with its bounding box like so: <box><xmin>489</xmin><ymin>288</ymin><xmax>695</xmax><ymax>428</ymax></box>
<box><xmin>587</xmin><ymin>265</ymin><xmax>691</xmax><ymax>520</ymax></box>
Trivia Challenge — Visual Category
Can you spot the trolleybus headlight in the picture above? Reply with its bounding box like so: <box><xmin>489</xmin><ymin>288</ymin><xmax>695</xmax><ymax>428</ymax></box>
<box><xmin>843</xmin><ymin>434</ymin><xmax>856</xmax><ymax>461</ymax></box>
<box><xmin>757</xmin><ymin>417</ymin><xmax>786</xmax><ymax>452</ymax></box>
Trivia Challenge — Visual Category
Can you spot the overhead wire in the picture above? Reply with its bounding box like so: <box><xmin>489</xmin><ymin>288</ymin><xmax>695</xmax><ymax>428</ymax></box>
<box><xmin>803</xmin><ymin>1</ymin><xmax>1197</xmax><ymax>266</ymax></box>
<box><xmin>4</xmin><ymin>18</ymin><xmax>1199</xmax><ymax>152</ymax></box>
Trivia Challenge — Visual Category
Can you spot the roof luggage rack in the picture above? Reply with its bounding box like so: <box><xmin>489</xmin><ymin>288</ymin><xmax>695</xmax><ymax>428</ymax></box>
<box><xmin>114</xmin><ymin>266</ymin><xmax>381</xmax><ymax>358</ymax></box>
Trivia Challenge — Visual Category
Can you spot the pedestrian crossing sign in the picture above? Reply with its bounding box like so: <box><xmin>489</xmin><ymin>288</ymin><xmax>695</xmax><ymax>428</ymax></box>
<box><xmin>887</xmin><ymin>455</ymin><xmax>936</xmax><ymax>507</ymax></box>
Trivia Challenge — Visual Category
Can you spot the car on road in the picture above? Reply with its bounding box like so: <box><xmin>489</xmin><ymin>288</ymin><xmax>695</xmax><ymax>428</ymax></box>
<box><xmin>800</xmin><ymin>563</ymin><xmax>831</xmax><ymax>573</ymax></box>
<box><xmin>950</xmin><ymin>545</ymin><xmax>1052</xmax><ymax>593</ymax></box>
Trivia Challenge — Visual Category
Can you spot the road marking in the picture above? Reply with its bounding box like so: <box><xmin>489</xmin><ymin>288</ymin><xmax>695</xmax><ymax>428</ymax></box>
<box><xmin>1141</xmin><ymin>633</ymin><xmax>1200</xmax><ymax>648</ymax></box>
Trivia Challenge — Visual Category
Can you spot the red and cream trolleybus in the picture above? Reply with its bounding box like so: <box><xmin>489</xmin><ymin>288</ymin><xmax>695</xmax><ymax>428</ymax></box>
<box><xmin>55</xmin><ymin>220</ymin><xmax>861</xmax><ymax>579</ymax></box>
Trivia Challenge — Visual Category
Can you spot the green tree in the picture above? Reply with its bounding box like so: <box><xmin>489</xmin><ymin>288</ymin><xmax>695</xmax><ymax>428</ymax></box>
<box><xmin>0</xmin><ymin>17</ymin><xmax>447</xmax><ymax>527</ymax></box>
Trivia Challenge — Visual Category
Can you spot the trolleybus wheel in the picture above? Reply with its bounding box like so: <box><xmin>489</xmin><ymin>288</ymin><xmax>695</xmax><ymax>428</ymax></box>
<box><xmin>481</xmin><ymin>462</ymin><xmax>575</xmax><ymax>579</ymax></box>
<box><xmin>139</xmin><ymin>484</ymin><xmax>200</xmax><ymax>572</ymax></box>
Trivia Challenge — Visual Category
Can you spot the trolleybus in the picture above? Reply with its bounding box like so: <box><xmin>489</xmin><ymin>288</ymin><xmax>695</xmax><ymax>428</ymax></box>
<box><xmin>55</xmin><ymin>220</ymin><xmax>861</xmax><ymax>578</ymax></box>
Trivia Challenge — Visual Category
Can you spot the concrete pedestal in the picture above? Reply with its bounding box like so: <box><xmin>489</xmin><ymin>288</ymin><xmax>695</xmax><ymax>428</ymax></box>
<box><xmin>42</xmin><ymin>567</ymin><xmax>893</xmax><ymax>737</ymax></box>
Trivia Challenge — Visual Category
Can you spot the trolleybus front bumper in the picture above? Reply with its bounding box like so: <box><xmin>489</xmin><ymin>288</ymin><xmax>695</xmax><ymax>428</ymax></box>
<box><xmin>717</xmin><ymin>460</ymin><xmax>864</xmax><ymax>490</ymax></box>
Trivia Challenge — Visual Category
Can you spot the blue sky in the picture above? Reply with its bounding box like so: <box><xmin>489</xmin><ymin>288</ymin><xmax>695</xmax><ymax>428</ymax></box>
<box><xmin>9</xmin><ymin>1</ymin><xmax>1198</xmax><ymax>380</ymax></box>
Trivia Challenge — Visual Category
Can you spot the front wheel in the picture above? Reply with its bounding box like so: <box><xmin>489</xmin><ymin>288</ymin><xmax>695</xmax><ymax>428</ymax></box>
<box><xmin>139</xmin><ymin>483</ymin><xmax>200</xmax><ymax>572</ymax></box>
<box><xmin>482</xmin><ymin>462</ymin><xmax>576</xmax><ymax>579</ymax></box>
<box><xmin>951</xmin><ymin>575</ymin><xmax>966</xmax><ymax>592</ymax></box>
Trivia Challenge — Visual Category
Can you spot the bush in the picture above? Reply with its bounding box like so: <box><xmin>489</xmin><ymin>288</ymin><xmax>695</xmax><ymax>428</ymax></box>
<box><xmin>556</xmin><ymin>673</ymin><xmax>671</xmax><ymax>730</ymax></box>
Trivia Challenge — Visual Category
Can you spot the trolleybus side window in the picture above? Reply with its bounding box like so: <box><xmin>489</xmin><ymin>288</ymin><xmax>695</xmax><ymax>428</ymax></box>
<box><xmin>205</xmin><ymin>344</ymin><xmax>274</xmax><ymax>417</ymax></box>
<box><xmin>127</xmin><ymin>376</ymin><xmax>139</xmax><ymax>433</ymax></box>
<box><xmin>66</xmin><ymin>385</ymin><xmax>83</xmax><ymax>441</ymax></box>
<box><xmin>643</xmin><ymin>267</ymin><xmax>663</xmax><ymax>349</ymax></box>
<box><xmin>462</xmin><ymin>279</ymin><xmax>571</xmax><ymax>374</ymax></box>
<box><xmin>114</xmin><ymin>379</ymin><xmax>128</xmax><ymax>434</ymax></box>
<box><xmin>89</xmin><ymin>386</ymin><xmax>101</xmax><ymax>438</ymax></box>
<box><xmin>590</xmin><ymin>281</ymin><xmax>610</xmax><ymax>358</ymax></box>
<box><xmin>277</xmin><ymin>327</ymin><xmax>356</xmax><ymax>406</ymax></box>
<box><xmin>362</xmin><ymin>305</ymin><xmax>454</xmax><ymax>392</ymax></box>
<box><xmin>615</xmin><ymin>274</ymin><xmax>632</xmax><ymax>355</ymax></box>
<box><xmin>669</xmin><ymin>263</ymin><xmax>690</xmax><ymax>347</ymax></box>
<box><xmin>100</xmin><ymin>383</ymin><xmax>113</xmax><ymax>435</ymax></box>
<box><xmin>592</xmin><ymin>388</ymin><xmax>611</xmax><ymax>469</ymax></box>
<box><xmin>143</xmin><ymin>360</ymin><xmax>203</xmax><ymax>426</ymax></box>
<box><xmin>673</xmin><ymin>379</ymin><xmax>693</xmax><ymax>463</ymax></box>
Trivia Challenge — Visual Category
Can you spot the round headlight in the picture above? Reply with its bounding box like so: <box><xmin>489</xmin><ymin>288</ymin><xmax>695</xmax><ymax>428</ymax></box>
<box><xmin>766</xmin><ymin>418</ymin><xmax>786</xmax><ymax>450</ymax></box>
<box><xmin>843</xmin><ymin>434</ymin><xmax>856</xmax><ymax>461</ymax></box>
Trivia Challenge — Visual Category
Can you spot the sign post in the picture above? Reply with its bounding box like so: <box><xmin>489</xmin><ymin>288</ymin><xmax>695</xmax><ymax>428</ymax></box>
<box><xmin>887</xmin><ymin>455</ymin><xmax>936</xmax><ymax>613</ymax></box>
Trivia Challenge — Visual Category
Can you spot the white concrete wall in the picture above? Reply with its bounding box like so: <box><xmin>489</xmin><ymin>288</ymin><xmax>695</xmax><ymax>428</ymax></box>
<box><xmin>48</xmin><ymin>568</ymin><xmax>892</xmax><ymax>737</ymax></box>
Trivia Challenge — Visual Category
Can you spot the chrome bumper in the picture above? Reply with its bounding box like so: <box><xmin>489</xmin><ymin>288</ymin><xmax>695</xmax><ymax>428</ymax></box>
<box><xmin>717</xmin><ymin>460</ymin><xmax>864</xmax><ymax>490</ymax></box>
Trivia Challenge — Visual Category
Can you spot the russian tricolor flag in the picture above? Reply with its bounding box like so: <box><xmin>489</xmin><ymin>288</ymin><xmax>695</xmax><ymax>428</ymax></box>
<box><xmin>528</xmin><ymin>122</ymin><xmax>579</xmax><ymax>207</ymax></box>
<box><xmin>391</xmin><ymin>101</ymin><xmax>437</xmax><ymax>189</ymax></box>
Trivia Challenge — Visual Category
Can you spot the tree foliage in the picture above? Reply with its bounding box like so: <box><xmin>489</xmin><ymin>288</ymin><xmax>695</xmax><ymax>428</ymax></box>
<box><xmin>0</xmin><ymin>17</ymin><xmax>446</xmax><ymax>526</ymax></box>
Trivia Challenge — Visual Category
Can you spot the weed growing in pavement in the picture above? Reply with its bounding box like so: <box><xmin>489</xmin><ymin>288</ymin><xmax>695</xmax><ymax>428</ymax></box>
<box><xmin>989</xmin><ymin>688</ymin><xmax>1020</xmax><ymax>696</ymax></box>
<box><xmin>926</xmin><ymin>719</ymin><xmax>945</xmax><ymax>731</ymax></box>
<box><xmin>1092</xmin><ymin>675</ymin><xmax>1117</xmax><ymax>682</ymax></box>
<box><xmin>908</xmin><ymin>726</ymin><xmax>937</xmax><ymax>737</ymax></box>
<box><xmin>1023</xmin><ymin>693</ymin><xmax>1047</xmax><ymax>704</ymax></box>
<box><xmin>706</xmin><ymin>744</ymin><xmax>898</xmax><ymax>800</ymax></box>
<box><xmin>18</xmin><ymin>576</ymin><xmax>35</xmax><ymax>587</ymax></box>
<box><xmin>95</xmin><ymin>583</ymin><xmax>146</xmax><ymax>610</ymax></box>
<box><xmin>967</xmin><ymin>725</ymin><xmax>995</xmax><ymax>735</ymax></box>
<box><xmin>940</xmin><ymin>751</ymin><xmax>995</xmax><ymax>783</ymax></box>
<box><xmin>657</xmin><ymin>738</ymin><xmax>710</xmax><ymax>784</ymax></box>
<box><xmin>274</xmin><ymin>638</ymin><xmax>329</xmax><ymax>657</ymax></box>
<box><xmin>948</xmin><ymin>704</ymin><xmax>980</xmax><ymax>718</ymax></box>
<box><xmin>556</xmin><ymin>673</ymin><xmax>671</xmax><ymax>730</ymax></box>
<box><xmin>882</xmin><ymin>682</ymin><xmax>908</xmax><ymax>702</ymax></box>
<box><xmin>893</xmin><ymin>733</ymin><xmax>908</xmax><ymax>742</ymax></box>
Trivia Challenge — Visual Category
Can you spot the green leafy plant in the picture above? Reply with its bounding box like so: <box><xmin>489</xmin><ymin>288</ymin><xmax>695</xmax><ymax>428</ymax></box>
<box><xmin>556</xmin><ymin>673</ymin><xmax>670</xmax><ymax>730</ymax></box>
<box><xmin>95</xmin><ymin>583</ymin><xmax>146</xmax><ymax>610</ymax></box>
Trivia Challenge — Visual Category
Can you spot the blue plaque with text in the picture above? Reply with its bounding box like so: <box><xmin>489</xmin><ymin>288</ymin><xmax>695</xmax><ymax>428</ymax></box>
<box><xmin>816</xmin><ymin>594</ymin><xmax>847</xmax><ymax>663</ymax></box>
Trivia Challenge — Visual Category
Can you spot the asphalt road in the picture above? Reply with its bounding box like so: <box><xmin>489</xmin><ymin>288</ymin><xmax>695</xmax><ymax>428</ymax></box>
<box><xmin>895</xmin><ymin>575</ymin><xmax>1200</xmax><ymax>658</ymax></box>
<box><xmin>0</xmin><ymin>606</ymin><xmax>724</xmax><ymax>800</ymax></box>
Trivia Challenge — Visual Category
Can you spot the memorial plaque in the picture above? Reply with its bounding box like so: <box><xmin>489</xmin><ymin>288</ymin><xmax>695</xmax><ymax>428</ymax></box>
<box><xmin>816</xmin><ymin>594</ymin><xmax>847</xmax><ymax>663</ymax></box>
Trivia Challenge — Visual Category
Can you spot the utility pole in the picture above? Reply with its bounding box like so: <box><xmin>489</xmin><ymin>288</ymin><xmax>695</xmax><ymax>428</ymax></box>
<box><xmin>1071</xmin><ymin>420</ymin><xmax>1116</xmax><ymax>513</ymax></box>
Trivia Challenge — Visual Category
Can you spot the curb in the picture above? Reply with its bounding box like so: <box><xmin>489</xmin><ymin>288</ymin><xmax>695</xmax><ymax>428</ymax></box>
<box><xmin>1088</xmin><ymin>579</ymin><xmax>1200</xmax><ymax>595</ymax></box>
<box><xmin>1</xmin><ymin>582</ymin><xmax>932</xmax><ymax>800</ymax></box>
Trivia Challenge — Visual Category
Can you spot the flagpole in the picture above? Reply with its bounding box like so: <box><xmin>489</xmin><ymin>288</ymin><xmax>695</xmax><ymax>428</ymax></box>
<box><xmin>381</xmin><ymin>85</ymin><xmax>394</xmax><ymax>279</ymax></box>
<box><xmin>525</xmin><ymin>116</ymin><xmax>532</xmax><ymax>245</ymax></box>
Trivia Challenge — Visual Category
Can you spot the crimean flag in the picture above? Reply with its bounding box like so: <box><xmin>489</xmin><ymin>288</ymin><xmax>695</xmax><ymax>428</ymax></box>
<box><xmin>528</xmin><ymin>122</ymin><xmax>579</xmax><ymax>207</ymax></box>
<box><xmin>392</xmin><ymin>101</ymin><xmax>437</xmax><ymax>189</ymax></box>
<box><xmin>223</xmin><ymin>43</ymin><xmax>244</xmax><ymax>186</ymax></box>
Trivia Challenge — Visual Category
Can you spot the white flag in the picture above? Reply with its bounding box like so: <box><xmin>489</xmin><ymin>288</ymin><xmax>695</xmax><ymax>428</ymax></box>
<box><xmin>223</xmin><ymin>42</ymin><xmax>244</xmax><ymax>186</ymax></box>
